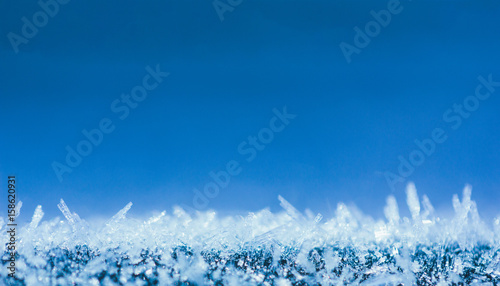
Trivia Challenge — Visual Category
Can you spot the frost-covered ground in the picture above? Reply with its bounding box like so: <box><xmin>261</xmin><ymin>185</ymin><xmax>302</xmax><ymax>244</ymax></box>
<box><xmin>1</xmin><ymin>183</ymin><xmax>500</xmax><ymax>285</ymax></box>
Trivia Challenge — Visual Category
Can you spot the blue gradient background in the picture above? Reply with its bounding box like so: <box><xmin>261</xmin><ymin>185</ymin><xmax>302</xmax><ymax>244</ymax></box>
<box><xmin>1</xmin><ymin>0</ymin><xmax>499</xmax><ymax>220</ymax></box>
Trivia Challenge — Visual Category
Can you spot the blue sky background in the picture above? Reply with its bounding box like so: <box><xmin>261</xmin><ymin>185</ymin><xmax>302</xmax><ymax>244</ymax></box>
<box><xmin>1</xmin><ymin>0</ymin><xmax>499</xmax><ymax>220</ymax></box>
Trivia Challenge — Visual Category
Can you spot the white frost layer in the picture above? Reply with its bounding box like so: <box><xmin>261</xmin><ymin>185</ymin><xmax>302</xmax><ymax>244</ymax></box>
<box><xmin>1</xmin><ymin>183</ymin><xmax>499</xmax><ymax>285</ymax></box>
<box><xmin>5</xmin><ymin>184</ymin><xmax>498</xmax><ymax>249</ymax></box>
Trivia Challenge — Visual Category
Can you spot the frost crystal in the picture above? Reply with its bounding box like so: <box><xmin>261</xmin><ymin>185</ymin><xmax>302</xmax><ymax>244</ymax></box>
<box><xmin>57</xmin><ymin>199</ymin><xmax>74</xmax><ymax>225</ymax></box>
<box><xmin>1</xmin><ymin>183</ymin><xmax>500</xmax><ymax>285</ymax></box>
<box><xmin>406</xmin><ymin>182</ymin><xmax>420</xmax><ymax>221</ymax></box>
<box><xmin>28</xmin><ymin>205</ymin><xmax>44</xmax><ymax>230</ymax></box>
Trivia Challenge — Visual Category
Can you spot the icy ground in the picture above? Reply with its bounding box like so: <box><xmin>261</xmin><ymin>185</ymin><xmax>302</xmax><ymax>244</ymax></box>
<box><xmin>1</xmin><ymin>183</ymin><xmax>500</xmax><ymax>285</ymax></box>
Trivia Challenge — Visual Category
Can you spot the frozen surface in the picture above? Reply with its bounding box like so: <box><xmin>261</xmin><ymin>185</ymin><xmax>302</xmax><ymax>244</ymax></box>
<box><xmin>1</xmin><ymin>183</ymin><xmax>500</xmax><ymax>285</ymax></box>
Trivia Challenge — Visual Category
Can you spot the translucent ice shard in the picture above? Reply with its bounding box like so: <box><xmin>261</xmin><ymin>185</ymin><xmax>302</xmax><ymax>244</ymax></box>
<box><xmin>421</xmin><ymin>194</ymin><xmax>434</xmax><ymax>221</ymax></box>
<box><xmin>145</xmin><ymin>210</ymin><xmax>166</xmax><ymax>225</ymax></box>
<box><xmin>15</xmin><ymin>201</ymin><xmax>23</xmax><ymax>220</ymax></box>
<box><xmin>384</xmin><ymin>195</ymin><xmax>400</xmax><ymax>224</ymax></box>
<box><xmin>29</xmin><ymin>205</ymin><xmax>44</xmax><ymax>230</ymax></box>
<box><xmin>107</xmin><ymin>202</ymin><xmax>133</xmax><ymax>226</ymax></box>
<box><xmin>278</xmin><ymin>195</ymin><xmax>305</xmax><ymax>222</ymax></box>
<box><xmin>453</xmin><ymin>184</ymin><xmax>473</xmax><ymax>222</ymax></box>
<box><xmin>406</xmin><ymin>182</ymin><xmax>420</xmax><ymax>221</ymax></box>
<box><xmin>57</xmin><ymin>198</ymin><xmax>75</xmax><ymax>225</ymax></box>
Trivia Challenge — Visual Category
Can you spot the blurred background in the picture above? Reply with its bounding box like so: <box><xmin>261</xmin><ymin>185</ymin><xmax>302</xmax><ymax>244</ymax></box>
<box><xmin>1</xmin><ymin>0</ymin><xmax>499</xmax><ymax>221</ymax></box>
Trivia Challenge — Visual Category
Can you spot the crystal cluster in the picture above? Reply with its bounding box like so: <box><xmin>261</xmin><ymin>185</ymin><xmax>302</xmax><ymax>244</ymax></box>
<box><xmin>1</xmin><ymin>183</ymin><xmax>499</xmax><ymax>285</ymax></box>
